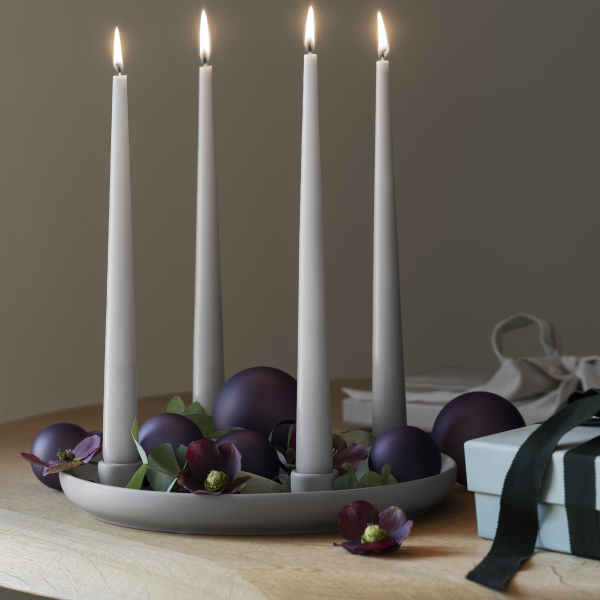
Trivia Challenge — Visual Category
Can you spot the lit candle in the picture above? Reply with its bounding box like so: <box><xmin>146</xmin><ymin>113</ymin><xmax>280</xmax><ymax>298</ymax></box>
<box><xmin>291</xmin><ymin>6</ymin><xmax>338</xmax><ymax>493</ymax></box>
<box><xmin>372</xmin><ymin>12</ymin><xmax>407</xmax><ymax>437</ymax></box>
<box><xmin>98</xmin><ymin>28</ymin><xmax>142</xmax><ymax>487</ymax></box>
<box><xmin>193</xmin><ymin>10</ymin><xmax>224</xmax><ymax>415</ymax></box>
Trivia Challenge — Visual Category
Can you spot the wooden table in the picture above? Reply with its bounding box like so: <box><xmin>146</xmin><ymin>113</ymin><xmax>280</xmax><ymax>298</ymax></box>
<box><xmin>1</xmin><ymin>381</ymin><xmax>598</xmax><ymax>599</ymax></box>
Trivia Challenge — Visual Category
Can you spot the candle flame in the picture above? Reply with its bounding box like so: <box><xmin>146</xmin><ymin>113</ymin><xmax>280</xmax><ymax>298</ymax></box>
<box><xmin>304</xmin><ymin>6</ymin><xmax>315</xmax><ymax>53</ymax></box>
<box><xmin>377</xmin><ymin>12</ymin><xmax>389</xmax><ymax>59</ymax></box>
<box><xmin>113</xmin><ymin>27</ymin><xmax>124</xmax><ymax>74</ymax></box>
<box><xmin>199</xmin><ymin>10</ymin><xmax>211</xmax><ymax>64</ymax></box>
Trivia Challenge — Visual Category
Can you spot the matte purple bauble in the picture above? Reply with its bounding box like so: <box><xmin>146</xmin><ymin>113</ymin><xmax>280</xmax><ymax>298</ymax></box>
<box><xmin>432</xmin><ymin>391</ymin><xmax>526</xmax><ymax>486</ymax></box>
<box><xmin>213</xmin><ymin>367</ymin><xmax>297</xmax><ymax>448</ymax></box>
<box><xmin>138</xmin><ymin>413</ymin><xmax>203</xmax><ymax>457</ymax></box>
<box><xmin>29</xmin><ymin>422</ymin><xmax>89</xmax><ymax>491</ymax></box>
<box><xmin>368</xmin><ymin>425</ymin><xmax>441</xmax><ymax>484</ymax></box>
<box><xmin>217</xmin><ymin>429</ymin><xmax>280</xmax><ymax>480</ymax></box>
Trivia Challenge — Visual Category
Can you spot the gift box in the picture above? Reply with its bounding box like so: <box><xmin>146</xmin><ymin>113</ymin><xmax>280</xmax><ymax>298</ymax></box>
<box><xmin>465</xmin><ymin>424</ymin><xmax>600</xmax><ymax>555</ymax></box>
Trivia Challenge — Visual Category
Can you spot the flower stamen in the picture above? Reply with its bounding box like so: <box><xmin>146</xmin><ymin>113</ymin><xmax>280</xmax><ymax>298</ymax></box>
<box><xmin>361</xmin><ymin>524</ymin><xmax>388</xmax><ymax>543</ymax></box>
<box><xmin>204</xmin><ymin>470</ymin><xmax>230</xmax><ymax>492</ymax></box>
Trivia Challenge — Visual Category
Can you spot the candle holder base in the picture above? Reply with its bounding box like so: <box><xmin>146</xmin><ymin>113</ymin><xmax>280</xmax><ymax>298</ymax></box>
<box><xmin>60</xmin><ymin>454</ymin><xmax>457</xmax><ymax>535</ymax></box>
<box><xmin>290</xmin><ymin>469</ymin><xmax>338</xmax><ymax>492</ymax></box>
<box><xmin>98</xmin><ymin>460</ymin><xmax>143</xmax><ymax>488</ymax></box>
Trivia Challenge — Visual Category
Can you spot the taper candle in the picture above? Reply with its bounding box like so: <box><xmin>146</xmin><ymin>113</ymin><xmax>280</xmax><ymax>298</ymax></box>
<box><xmin>291</xmin><ymin>6</ymin><xmax>338</xmax><ymax>493</ymax></box>
<box><xmin>98</xmin><ymin>28</ymin><xmax>142</xmax><ymax>488</ymax></box>
<box><xmin>193</xmin><ymin>10</ymin><xmax>224</xmax><ymax>415</ymax></box>
<box><xmin>372</xmin><ymin>12</ymin><xmax>407</xmax><ymax>437</ymax></box>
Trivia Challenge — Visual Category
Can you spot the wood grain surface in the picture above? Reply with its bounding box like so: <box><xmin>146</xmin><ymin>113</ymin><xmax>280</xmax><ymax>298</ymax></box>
<box><xmin>1</xmin><ymin>381</ymin><xmax>599</xmax><ymax>599</ymax></box>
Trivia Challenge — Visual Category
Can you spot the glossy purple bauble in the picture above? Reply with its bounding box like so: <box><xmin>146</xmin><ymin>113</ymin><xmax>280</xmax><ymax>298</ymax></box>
<box><xmin>138</xmin><ymin>413</ymin><xmax>203</xmax><ymax>457</ymax></box>
<box><xmin>30</xmin><ymin>422</ymin><xmax>89</xmax><ymax>491</ymax></box>
<box><xmin>432</xmin><ymin>391</ymin><xmax>526</xmax><ymax>486</ymax></box>
<box><xmin>213</xmin><ymin>367</ymin><xmax>297</xmax><ymax>448</ymax></box>
<box><xmin>368</xmin><ymin>425</ymin><xmax>441</xmax><ymax>484</ymax></box>
<box><xmin>217</xmin><ymin>429</ymin><xmax>280</xmax><ymax>480</ymax></box>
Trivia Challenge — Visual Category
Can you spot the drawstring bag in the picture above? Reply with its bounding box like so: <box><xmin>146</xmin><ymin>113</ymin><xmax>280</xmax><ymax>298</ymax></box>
<box><xmin>342</xmin><ymin>313</ymin><xmax>600</xmax><ymax>429</ymax></box>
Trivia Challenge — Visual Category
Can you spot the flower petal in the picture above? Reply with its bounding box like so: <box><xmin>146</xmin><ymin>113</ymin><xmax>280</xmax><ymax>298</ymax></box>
<box><xmin>334</xmin><ymin>443</ymin><xmax>368</xmax><ymax>475</ymax></box>
<box><xmin>220</xmin><ymin>475</ymin><xmax>252</xmax><ymax>494</ymax></box>
<box><xmin>21</xmin><ymin>453</ymin><xmax>51</xmax><ymax>468</ymax></box>
<box><xmin>185</xmin><ymin>439</ymin><xmax>221</xmax><ymax>482</ymax></box>
<box><xmin>332</xmin><ymin>434</ymin><xmax>347</xmax><ymax>454</ymax></box>
<box><xmin>177</xmin><ymin>467</ymin><xmax>207</xmax><ymax>492</ymax></box>
<box><xmin>378</xmin><ymin>506</ymin><xmax>413</xmax><ymax>545</ymax></box>
<box><xmin>362</xmin><ymin>540</ymin><xmax>400</xmax><ymax>553</ymax></box>
<box><xmin>216</xmin><ymin>442</ymin><xmax>243</xmax><ymax>482</ymax></box>
<box><xmin>337</xmin><ymin>500</ymin><xmax>379</xmax><ymax>543</ymax></box>
<box><xmin>72</xmin><ymin>435</ymin><xmax>102</xmax><ymax>462</ymax></box>
<box><xmin>333</xmin><ymin>541</ymin><xmax>364</xmax><ymax>554</ymax></box>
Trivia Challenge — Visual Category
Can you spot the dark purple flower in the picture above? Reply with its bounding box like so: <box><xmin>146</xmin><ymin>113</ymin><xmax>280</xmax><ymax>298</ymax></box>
<box><xmin>332</xmin><ymin>434</ymin><xmax>368</xmax><ymax>476</ymax></box>
<box><xmin>334</xmin><ymin>500</ymin><xmax>413</xmax><ymax>555</ymax></box>
<box><xmin>176</xmin><ymin>439</ymin><xmax>251</xmax><ymax>495</ymax></box>
<box><xmin>287</xmin><ymin>427</ymin><xmax>367</xmax><ymax>475</ymax></box>
<box><xmin>21</xmin><ymin>435</ymin><xmax>102</xmax><ymax>476</ymax></box>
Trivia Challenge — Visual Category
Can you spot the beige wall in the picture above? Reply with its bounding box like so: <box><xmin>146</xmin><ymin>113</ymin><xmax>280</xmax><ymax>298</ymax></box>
<box><xmin>1</xmin><ymin>1</ymin><xmax>600</xmax><ymax>424</ymax></box>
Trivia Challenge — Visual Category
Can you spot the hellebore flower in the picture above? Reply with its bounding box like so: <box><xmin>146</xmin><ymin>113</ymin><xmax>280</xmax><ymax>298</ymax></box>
<box><xmin>332</xmin><ymin>434</ymin><xmax>368</xmax><ymax>476</ymax></box>
<box><xmin>176</xmin><ymin>439</ymin><xmax>251</xmax><ymax>495</ymax></box>
<box><xmin>21</xmin><ymin>435</ymin><xmax>102</xmax><ymax>476</ymax></box>
<box><xmin>286</xmin><ymin>427</ymin><xmax>368</xmax><ymax>476</ymax></box>
<box><xmin>334</xmin><ymin>500</ymin><xmax>413</xmax><ymax>555</ymax></box>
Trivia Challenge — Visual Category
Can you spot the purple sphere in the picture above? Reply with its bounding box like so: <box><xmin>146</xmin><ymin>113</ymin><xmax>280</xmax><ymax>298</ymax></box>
<box><xmin>432</xmin><ymin>391</ymin><xmax>526</xmax><ymax>486</ymax></box>
<box><xmin>369</xmin><ymin>425</ymin><xmax>441</xmax><ymax>483</ymax></box>
<box><xmin>30</xmin><ymin>422</ymin><xmax>89</xmax><ymax>491</ymax></box>
<box><xmin>217</xmin><ymin>429</ymin><xmax>280</xmax><ymax>480</ymax></box>
<box><xmin>138</xmin><ymin>413</ymin><xmax>203</xmax><ymax>457</ymax></box>
<box><xmin>213</xmin><ymin>367</ymin><xmax>297</xmax><ymax>448</ymax></box>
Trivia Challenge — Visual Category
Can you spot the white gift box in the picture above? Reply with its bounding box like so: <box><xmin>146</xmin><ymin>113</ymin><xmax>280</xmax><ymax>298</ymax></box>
<box><xmin>465</xmin><ymin>425</ymin><xmax>600</xmax><ymax>554</ymax></box>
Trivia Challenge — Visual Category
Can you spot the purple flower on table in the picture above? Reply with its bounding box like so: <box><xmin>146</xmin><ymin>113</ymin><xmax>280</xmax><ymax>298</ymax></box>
<box><xmin>21</xmin><ymin>435</ymin><xmax>102</xmax><ymax>476</ymax></box>
<box><xmin>334</xmin><ymin>500</ymin><xmax>413</xmax><ymax>555</ymax></box>
<box><xmin>176</xmin><ymin>439</ymin><xmax>251</xmax><ymax>495</ymax></box>
<box><xmin>287</xmin><ymin>426</ymin><xmax>367</xmax><ymax>476</ymax></box>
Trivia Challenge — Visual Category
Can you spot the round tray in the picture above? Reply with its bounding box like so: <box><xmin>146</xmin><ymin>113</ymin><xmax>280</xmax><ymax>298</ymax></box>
<box><xmin>61</xmin><ymin>453</ymin><xmax>457</xmax><ymax>535</ymax></box>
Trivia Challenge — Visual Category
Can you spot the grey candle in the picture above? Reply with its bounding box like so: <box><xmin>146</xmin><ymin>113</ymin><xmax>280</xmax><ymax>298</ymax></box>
<box><xmin>193</xmin><ymin>11</ymin><xmax>224</xmax><ymax>415</ymax></box>
<box><xmin>291</xmin><ymin>7</ymin><xmax>338</xmax><ymax>493</ymax></box>
<box><xmin>98</xmin><ymin>28</ymin><xmax>142</xmax><ymax>488</ymax></box>
<box><xmin>372</xmin><ymin>13</ymin><xmax>407</xmax><ymax>438</ymax></box>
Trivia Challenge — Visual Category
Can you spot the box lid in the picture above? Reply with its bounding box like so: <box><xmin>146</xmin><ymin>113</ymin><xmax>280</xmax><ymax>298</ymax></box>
<box><xmin>465</xmin><ymin>425</ymin><xmax>600</xmax><ymax>509</ymax></box>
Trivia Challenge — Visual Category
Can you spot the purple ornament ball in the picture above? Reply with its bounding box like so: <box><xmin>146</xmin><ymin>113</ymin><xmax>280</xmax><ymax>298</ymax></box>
<box><xmin>138</xmin><ymin>413</ymin><xmax>203</xmax><ymax>457</ymax></box>
<box><xmin>369</xmin><ymin>425</ymin><xmax>441</xmax><ymax>483</ymax></box>
<box><xmin>213</xmin><ymin>367</ymin><xmax>297</xmax><ymax>448</ymax></box>
<box><xmin>30</xmin><ymin>422</ymin><xmax>89</xmax><ymax>491</ymax></box>
<box><xmin>432</xmin><ymin>391</ymin><xmax>526</xmax><ymax>486</ymax></box>
<box><xmin>217</xmin><ymin>429</ymin><xmax>280</xmax><ymax>480</ymax></box>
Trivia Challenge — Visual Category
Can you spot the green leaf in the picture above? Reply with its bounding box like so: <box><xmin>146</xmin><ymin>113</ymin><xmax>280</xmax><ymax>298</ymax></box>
<box><xmin>131</xmin><ymin>419</ymin><xmax>148</xmax><ymax>464</ymax></box>
<box><xmin>176</xmin><ymin>444</ymin><xmax>188</xmax><ymax>470</ymax></box>
<box><xmin>167</xmin><ymin>396</ymin><xmax>185</xmax><ymax>414</ymax></box>
<box><xmin>212</xmin><ymin>426</ymin><xmax>244</xmax><ymax>441</ymax></box>
<box><xmin>237</xmin><ymin>471</ymin><xmax>282</xmax><ymax>494</ymax></box>
<box><xmin>338</xmin><ymin>430</ymin><xmax>376</xmax><ymax>450</ymax></box>
<box><xmin>181</xmin><ymin>401</ymin><xmax>207</xmax><ymax>416</ymax></box>
<box><xmin>167</xmin><ymin>479</ymin><xmax>181</xmax><ymax>493</ymax></box>
<box><xmin>184</xmin><ymin>414</ymin><xmax>216</xmax><ymax>440</ymax></box>
<box><xmin>387</xmin><ymin>473</ymin><xmax>398</xmax><ymax>485</ymax></box>
<box><xmin>146</xmin><ymin>443</ymin><xmax>180</xmax><ymax>492</ymax></box>
<box><xmin>380</xmin><ymin>463</ymin><xmax>392</xmax><ymax>486</ymax></box>
<box><xmin>281</xmin><ymin>474</ymin><xmax>292</xmax><ymax>493</ymax></box>
<box><xmin>333</xmin><ymin>462</ymin><xmax>358</xmax><ymax>490</ymax></box>
<box><xmin>355</xmin><ymin>457</ymin><xmax>370</xmax><ymax>480</ymax></box>
<box><xmin>287</xmin><ymin>424</ymin><xmax>295</xmax><ymax>446</ymax></box>
<box><xmin>126</xmin><ymin>464</ymin><xmax>148</xmax><ymax>489</ymax></box>
<box><xmin>359</xmin><ymin>470</ymin><xmax>382</xmax><ymax>487</ymax></box>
